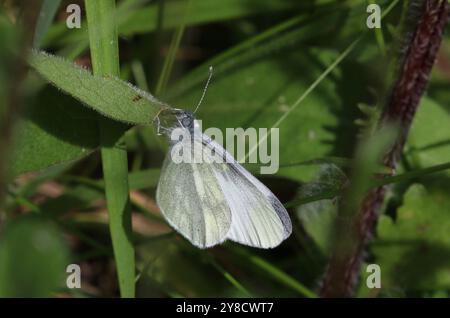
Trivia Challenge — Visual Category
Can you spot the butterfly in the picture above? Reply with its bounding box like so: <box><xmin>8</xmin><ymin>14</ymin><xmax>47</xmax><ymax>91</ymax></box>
<box><xmin>154</xmin><ymin>107</ymin><xmax>292</xmax><ymax>249</ymax></box>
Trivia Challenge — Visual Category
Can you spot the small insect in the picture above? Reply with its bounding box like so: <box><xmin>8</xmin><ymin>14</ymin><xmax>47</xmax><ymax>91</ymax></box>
<box><xmin>154</xmin><ymin>67</ymin><xmax>292</xmax><ymax>249</ymax></box>
<box><xmin>132</xmin><ymin>95</ymin><xmax>142</xmax><ymax>102</ymax></box>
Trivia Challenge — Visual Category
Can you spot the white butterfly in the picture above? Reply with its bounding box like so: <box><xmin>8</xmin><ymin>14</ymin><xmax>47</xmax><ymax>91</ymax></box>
<box><xmin>155</xmin><ymin>108</ymin><xmax>292</xmax><ymax>249</ymax></box>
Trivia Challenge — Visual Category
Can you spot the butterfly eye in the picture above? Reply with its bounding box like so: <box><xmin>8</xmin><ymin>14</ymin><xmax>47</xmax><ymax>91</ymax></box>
<box><xmin>181</xmin><ymin>117</ymin><xmax>192</xmax><ymax>128</ymax></box>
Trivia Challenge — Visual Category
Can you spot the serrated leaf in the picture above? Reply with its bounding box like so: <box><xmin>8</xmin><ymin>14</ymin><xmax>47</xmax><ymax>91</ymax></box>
<box><xmin>153</xmin><ymin>5</ymin><xmax>372</xmax><ymax>183</ymax></box>
<box><xmin>169</xmin><ymin>47</ymin><xmax>369</xmax><ymax>182</ymax></box>
<box><xmin>298</xmin><ymin>164</ymin><xmax>348</xmax><ymax>199</ymax></box>
<box><xmin>357</xmin><ymin>103</ymin><xmax>377</xmax><ymax>116</ymax></box>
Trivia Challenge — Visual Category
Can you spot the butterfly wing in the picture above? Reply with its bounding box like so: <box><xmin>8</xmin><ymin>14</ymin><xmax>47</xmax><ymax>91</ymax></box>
<box><xmin>156</xmin><ymin>139</ymin><xmax>232</xmax><ymax>249</ymax></box>
<box><xmin>203</xmin><ymin>136</ymin><xmax>292</xmax><ymax>249</ymax></box>
<box><xmin>224</xmin><ymin>163</ymin><xmax>292</xmax><ymax>248</ymax></box>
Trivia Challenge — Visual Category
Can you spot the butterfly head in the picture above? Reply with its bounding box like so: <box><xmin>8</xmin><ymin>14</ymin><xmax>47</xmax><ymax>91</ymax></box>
<box><xmin>154</xmin><ymin>108</ymin><xmax>196</xmax><ymax>137</ymax></box>
<box><xmin>176</xmin><ymin>110</ymin><xmax>195</xmax><ymax>131</ymax></box>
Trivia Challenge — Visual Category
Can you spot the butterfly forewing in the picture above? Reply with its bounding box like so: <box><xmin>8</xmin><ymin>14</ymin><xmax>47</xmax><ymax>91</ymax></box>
<box><xmin>156</xmin><ymin>145</ymin><xmax>232</xmax><ymax>248</ymax></box>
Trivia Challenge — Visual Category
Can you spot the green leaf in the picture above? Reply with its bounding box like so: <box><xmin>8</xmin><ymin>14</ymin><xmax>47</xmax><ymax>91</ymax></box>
<box><xmin>10</xmin><ymin>87</ymin><xmax>99</xmax><ymax>176</ymax></box>
<box><xmin>170</xmin><ymin>47</ymin><xmax>371</xmax><ymax>182</ymax></box>
<box><xmin>0</xmin><ymin>11</ymin><xmax>21</xmax><ymax>185</ymax></box>
<box><xmin>121</xmin><ymin>0</ymin><xmax>327</xmax><ymax>35</ymax></box>
<box><xmin>29</xmin><ymin>50</ymin><xmax>164</xmax><ymax>124</ymax></box>
<box><xmin>0</xmin><ymin>216</ymin><xmax>70</xmax><ymax>297</ymax></box>
<box><xmin>296</xmin><ymin>165</ymin><xmax>346</xmax><ymax>254</ymax></box>
<box><xmin>46</xmin><ymin>0</ymin><xmax>333</xmax><ymax>50</ymax></box>
<box><xmin>372</xmin><ymin>184</ymin><xmax>450</xmax><ymax>292</ymax></box>
<box><xmin>406</xmin><ymin>97</ymin><xmax>450</xmax><ymax>175</ymax></box>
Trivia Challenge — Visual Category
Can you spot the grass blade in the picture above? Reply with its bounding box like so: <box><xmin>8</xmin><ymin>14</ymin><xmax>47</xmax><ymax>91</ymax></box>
<box><xmin>85</xmin><ymin>0</ymin><xmax>135</xmax><ymax>298</ymax></box>
<box><xmin>155</xmin><ymin>0</ymin><xmax>191</xmax><ymax>96</ymax></box>
<box><xmin>33</xmin><ymin>0</ymin><xmax>62</xmax><ymax>48</ymax></box>
<box><xmin>231</xmin><ymin>248</ymin><xmax>317</xmax><ymax>298</ymax></box>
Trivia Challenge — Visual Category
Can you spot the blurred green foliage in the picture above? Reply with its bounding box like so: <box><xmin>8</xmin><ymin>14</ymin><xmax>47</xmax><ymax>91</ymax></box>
<box><xmin>1</xmin><ymin>0</ymin><xmax>449</xmax><ymax>298</ymax></box>
<box><xmin>0</xmin><ymin>216</ymin><xmax>69</xmax><ymax>297</ymax></box>
<box><xmin>373</xmin><ymin>183</ymin><xmax>450</xmax><ymax>293</ymax></box>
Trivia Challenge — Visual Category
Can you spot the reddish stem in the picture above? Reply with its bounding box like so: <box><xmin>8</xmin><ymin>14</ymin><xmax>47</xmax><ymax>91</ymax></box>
<box><xmin>320</xmin><ymin>0</ymin><xmax>450</xmax><ymax>298</ymax></box>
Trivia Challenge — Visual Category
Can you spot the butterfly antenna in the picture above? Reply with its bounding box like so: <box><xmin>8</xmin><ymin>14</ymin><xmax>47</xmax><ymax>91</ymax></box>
<box><xmin>193</xmin><ymin>66</ymin><xmax>213</xmax><ymax>114</ymax></box>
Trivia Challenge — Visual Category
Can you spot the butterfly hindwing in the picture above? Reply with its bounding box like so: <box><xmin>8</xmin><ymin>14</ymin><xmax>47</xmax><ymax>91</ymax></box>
<box><xmin>203</xmin><ymin>137</ymin><xmax>292</xmax><ymax>248</ymax></box>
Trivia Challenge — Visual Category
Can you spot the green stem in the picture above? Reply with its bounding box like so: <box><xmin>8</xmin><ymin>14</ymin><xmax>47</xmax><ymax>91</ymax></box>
<box><xmin>208</xmin><ymin>257</ymin><xmax>252</xmax><ymax>297</ymax></box>
<box><xmin>85</xmin><ymin>0</ymin><xmax>135</xmax><ymax>298</ymax></box>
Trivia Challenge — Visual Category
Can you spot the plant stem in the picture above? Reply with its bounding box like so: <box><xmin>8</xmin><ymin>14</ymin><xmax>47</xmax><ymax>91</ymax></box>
<box><xmin>320</xmin><ymin>0</ymin><xmax>450</xmax><ymax>298</ymax></box>
<box><xmin>85</xmin><ymin>0</ymin><xmax>135</xmax><ymax>297</ymax></box>
<box><xmin>0</xmin><ymin>2</ymin><xmax>40</xmax><ymax>214</ymax></box>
